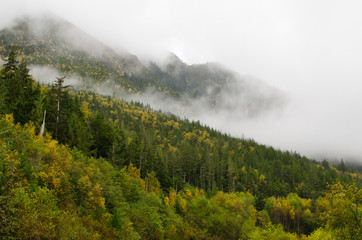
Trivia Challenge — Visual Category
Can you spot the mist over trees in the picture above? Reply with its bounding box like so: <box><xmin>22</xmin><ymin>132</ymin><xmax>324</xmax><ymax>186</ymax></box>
<box><xmin>0</xmin><ymin>46</ymin><xmax>361</xmax><ymax>239</ymax></box>
<box><xmin>0</xmin><ymin>14</ymin><xmax>287</xmax><ymax>119</ymax></box>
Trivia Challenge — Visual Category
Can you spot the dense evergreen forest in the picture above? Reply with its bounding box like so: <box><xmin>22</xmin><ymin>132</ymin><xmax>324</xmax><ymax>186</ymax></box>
<box><xmin>0</xmin><ymin>47</ymin><xmax>361</xmax><ymax>239</ymax></box>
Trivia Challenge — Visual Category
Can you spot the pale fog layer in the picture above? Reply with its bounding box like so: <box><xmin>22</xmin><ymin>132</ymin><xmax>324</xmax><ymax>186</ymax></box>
<box><xmin>3</xmin><ymin>0</ymin><xmax>361</xmax><ymax>163</ymax></box>
<box><xmin>29</xmin><ymin>65</ymin><xmax>362</xmax><ymax>163</ymax></box>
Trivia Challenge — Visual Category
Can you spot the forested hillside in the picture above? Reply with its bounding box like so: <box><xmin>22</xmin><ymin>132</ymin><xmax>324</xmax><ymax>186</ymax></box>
<box><xmin>0</xmin><ymin>14</ymin><xmax>285</xmax><ymax>117</ymax></box>
<box><xmin>0</xmin><ymin>46</ymin><xmax>361</xmax><ymax>239</ymax></box>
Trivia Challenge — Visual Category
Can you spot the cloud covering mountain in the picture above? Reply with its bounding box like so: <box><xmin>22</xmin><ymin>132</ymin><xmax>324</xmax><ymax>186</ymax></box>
<box><xmin>1</xmin><ymin>1</ymin><xmax>362</xmax><ymax>163</ymax></box>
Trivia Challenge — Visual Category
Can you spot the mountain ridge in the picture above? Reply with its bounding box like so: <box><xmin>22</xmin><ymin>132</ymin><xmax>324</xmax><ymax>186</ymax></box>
<box><xmin>0</xmin><ymin>17</ymin><xmax>361</xmax><ymax>239</ymax></box>
<box><xmin>0</xmin><ymin>13</ymin><xmax>286</xmax><ymax>118</ymax></box>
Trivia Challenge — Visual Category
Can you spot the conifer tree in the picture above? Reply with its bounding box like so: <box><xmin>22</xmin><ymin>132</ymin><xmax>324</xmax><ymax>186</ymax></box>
<box><xmin>46</xmin><ymin>76</ymin><xmax>70</xmax><ymax>140</ymax></box>
<box><xmin>13</xmin><ymin>59</ymin><xmax>41</xmax><ymax>125</ymax></box>
<box><xmin>2</xmin><ymin>47</ymin><xmax>20</xmax><ymax>112</ymax></box>
<box><xmin>338</xmin><ymin>159</ymin><xmax>346</xmax><ymax>173</ymax></box>
<box><xmin>0</xmin><ymin>48</ymin><xmax>41</xmax><ymax>124</ymax></box>
<box><xmin>3</xmin><ymin>46</ymin><xmax>18</xmax><ymax>73</ymax></box>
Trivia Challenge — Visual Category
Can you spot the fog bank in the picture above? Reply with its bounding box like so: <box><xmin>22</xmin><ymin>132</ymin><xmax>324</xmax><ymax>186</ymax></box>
<box><xmin>29</xmin><ymin>65</ymin><xmax>362</xmax><ymax>163</ymax></box>
<box><xmin>2</xmin><ymin>0</ymin><xmax>362</xmax><ymax>163</ymax></box>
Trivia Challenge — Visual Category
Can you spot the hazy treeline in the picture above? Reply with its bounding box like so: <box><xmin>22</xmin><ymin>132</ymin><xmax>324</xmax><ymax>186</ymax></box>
<box><xmin>0</xmin><ymin>48</ymin><xmax>361</xmax><ymax>239</ymax></box>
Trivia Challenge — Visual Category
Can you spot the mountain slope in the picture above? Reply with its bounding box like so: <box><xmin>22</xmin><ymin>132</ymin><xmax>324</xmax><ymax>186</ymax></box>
<box><xmin>1</xmin><ymin>113</ymin><xmax>359</xmax><ymax>239</ymax></box>
<box><xmin>0</xmin><ymin>14</ymin><xmax>151</xmax><ymax>90</ymax></box>
<box><xmin>0</xmin><ymin>40</ymin><xmax>361</xmax><ymax>240</ymax></box>
<box><xmin>0</xmin><ymin>13</ymin><xmax>286</xmax><ymax>117</ymax></box>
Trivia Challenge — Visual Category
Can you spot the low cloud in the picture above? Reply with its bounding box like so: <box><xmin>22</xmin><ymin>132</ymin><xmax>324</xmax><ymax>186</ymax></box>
<box><xmin>2</xmin><ymin>0</ymin><xmax>362</xmax><ymax>165</ymax></box>
<box><xmin>29</xmin><ymin>64</ymin><xmax>362</xmax><ymax>165</ymax></box>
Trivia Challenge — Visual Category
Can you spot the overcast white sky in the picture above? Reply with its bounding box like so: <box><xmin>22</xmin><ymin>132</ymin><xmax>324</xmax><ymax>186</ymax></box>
<box><xmin>1</xmin><ymin>0</ymin><xmax>362</xmax><ymax>162</ymax></box>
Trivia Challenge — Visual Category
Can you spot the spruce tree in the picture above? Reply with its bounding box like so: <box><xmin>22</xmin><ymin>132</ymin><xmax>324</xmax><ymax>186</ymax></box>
<box><xmin>48</xmin><ymin>76</ymin><xmax>70</xmax><ymax>140</ymax></box>
<box><xmin>3</xmin><ymin>47</ymin><xmax>20</xmax><ymax>113</ymax></box>
<box><xmin>3</xmin><ymin>46</ymin><xmax>18</xmax><ymax>73</ymax></box>
<box><xmin>13</xmin><ymin>60</ymin><xmax>41</xmax><ymax>125</ymax></box>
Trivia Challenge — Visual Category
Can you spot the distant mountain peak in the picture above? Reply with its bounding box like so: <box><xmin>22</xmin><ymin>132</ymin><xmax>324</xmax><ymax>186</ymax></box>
<box><xmin>165</xmin><ymin>52</ymin><xmax>184</xmax><ymax>65</ymax></box>
<box><xmin>0</xmin><ymin>13</ymin><xmax>287</xmax><ymax>118</ymax></box>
